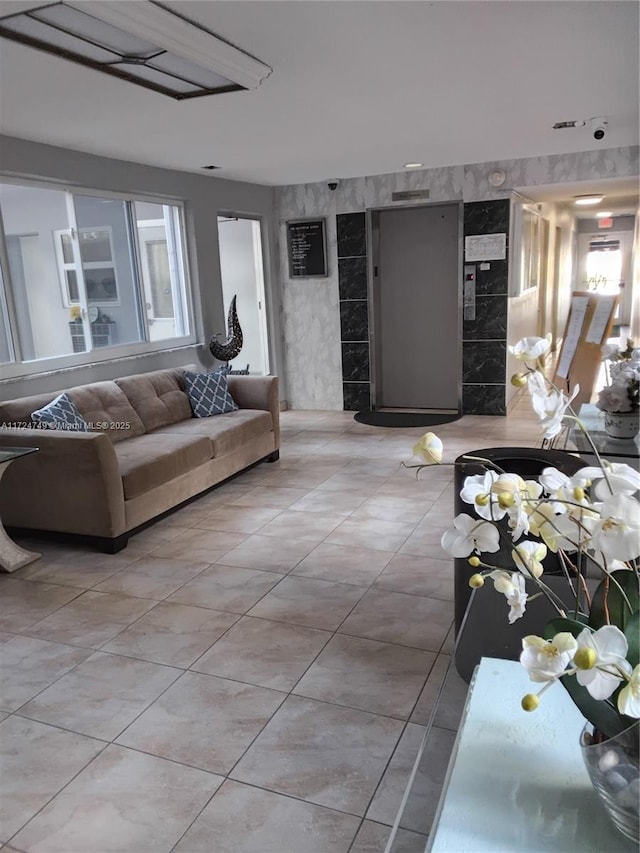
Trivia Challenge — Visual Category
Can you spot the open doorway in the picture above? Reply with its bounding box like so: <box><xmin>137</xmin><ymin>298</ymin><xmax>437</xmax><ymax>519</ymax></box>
<box><xmin>216</xmin><ymin>215</ymin><xmax>270</xmax><ymax>375</ymax></box>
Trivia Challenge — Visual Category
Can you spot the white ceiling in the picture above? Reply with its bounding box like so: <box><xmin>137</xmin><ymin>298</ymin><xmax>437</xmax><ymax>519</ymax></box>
<box><xmin>0</xmin><ymin>0</ymin><xmax>638</xmax><ymax>187</ymax></box>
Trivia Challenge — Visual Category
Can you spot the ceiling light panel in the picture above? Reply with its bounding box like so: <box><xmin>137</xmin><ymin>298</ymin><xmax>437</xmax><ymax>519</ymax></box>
<box><xmin>0</xmin><ymin>0</ymin><xmax>272</xmax><ymax>99</ymax></box>
<box><xmin>574</xmin><ymin>195</ymin><xmax>604</xmax><ymax>206</ymax></box>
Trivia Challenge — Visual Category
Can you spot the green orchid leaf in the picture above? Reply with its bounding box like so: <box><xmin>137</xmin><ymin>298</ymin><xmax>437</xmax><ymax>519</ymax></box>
<box><xmin>589</xmin><ymin>570</ymin><xmax>640</xmax><ymax>631</ymax></box>
<box><xmin>557</xmin><ymin>674</ymin><xmax>630</xmax><ymax>740</ymax></box>
<box><xmin>542</xmin><ymin>616</ymin><xmax>588</xmax><ymax>642</ymax></box>
<box><xmin>624</xmin><ymin>610</ymin><xmax>640</xmax><ymax>667</ymax></box>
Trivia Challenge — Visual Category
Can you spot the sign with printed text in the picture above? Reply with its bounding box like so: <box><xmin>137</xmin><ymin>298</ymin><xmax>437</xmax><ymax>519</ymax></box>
<box><xmin>464</xmin><ymin>233</ymin><xmax>507</xmax><ymax>261</ymax></box>
<box><xmin>287</xmin><ymin>219</ymin><xmax>328</xmax><ymax>278</ymax></box>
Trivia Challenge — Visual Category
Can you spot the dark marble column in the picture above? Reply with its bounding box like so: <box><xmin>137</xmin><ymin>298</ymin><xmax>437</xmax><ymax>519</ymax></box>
<box><xmin>462</xmin><ymin>200</ymin><xmax>510</xmax><ymax>415</ymax></box>
<box><xmin>337</xmin><ymin>213</ymin><xmax>370</xmax><ymax>410</ymax></box>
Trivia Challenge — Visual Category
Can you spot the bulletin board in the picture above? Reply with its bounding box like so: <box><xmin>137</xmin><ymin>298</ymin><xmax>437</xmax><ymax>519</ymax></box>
<box><xmin>553</xmin><ymin>291</ymin><xmax>619</xmax><ymax>410</ymax></box>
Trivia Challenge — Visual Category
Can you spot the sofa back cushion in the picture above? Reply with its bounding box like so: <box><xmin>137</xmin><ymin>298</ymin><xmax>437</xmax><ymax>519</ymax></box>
<box><xmin>0</xmin><ymin>392</ymin><xmax>61</xmax><ymax>428</ymax></box>
<box><xmin>116</xmin><ymin>367</ymin><xmax>193</xmax><ymax>432</ymax></box>
<box><xmin>67</xmin><ymin>381</ymin><xmax>146</xmax><ymax>443</ymax></box>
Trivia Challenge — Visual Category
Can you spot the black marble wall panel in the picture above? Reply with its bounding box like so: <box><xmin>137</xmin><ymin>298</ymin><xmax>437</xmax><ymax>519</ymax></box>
<box><xmin>463</xmin><ymin>340</ymin><xmax>506</xmax><ymax>384</ymax></box>
<box><xmin>337</xmin><ymin>212</ymin><xmax>370</xmax><ymax>409</ymax></box>
<box><xmin>338</xmin><ymin>257</ymin><xmax>368</xmax><ymax>300</ymax></box>
<box><xmin>462</xmin><ymin>384</ymin><xmax>507</xmax><ymax>416</ymax></box>
<box><xmin>337</xmin><ymin>212</ymin><xmax>367</xmax><ymax>258</ymax></box>
<box><xmin>475</xmin><ymin>259</ymin><xmax>508</xmax><ymax>295</ymax></box>
<box><xmin>463</xmin><ymin>296</ymin><xmax>508</xmax><ymax>340</ymax></box>
<box><xmin>464</xmin><ymin>199</ymin><xmax>510</xmax><ymax>235</ymax></box>
<box><xmin>462</xmin><ymin>199</ymin><xmax>510</xmax><ymax>415</ymax></box>
<box><xmin>340</xmin><ymin>301</ymin><xmax>369</xmax><ymax>342</ymax></box>
<box><xmin>341</xmin><ymin>343</ymin><xmax>370</xmax><ymax>381</ymax></box>
<box><xmin>343</xmin><ymin>382</ymin><xmax>371</xmax><ymax>411</ymax></box>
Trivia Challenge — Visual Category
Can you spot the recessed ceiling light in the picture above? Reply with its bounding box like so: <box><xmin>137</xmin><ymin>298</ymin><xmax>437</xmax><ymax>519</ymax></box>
<box><xmin>404</xmin><ymin>162</ymin><xmax>423</xmax><ymax>169</ymax></box>
<box><xmin>596</xmin><ymin>211</ymin><xmax>613</xmax><ymax>218</ymax></box>
<box><xmin>574</xmin><ymin>195</ymin><xmax>604</xmax><ymax>206</ymax></box>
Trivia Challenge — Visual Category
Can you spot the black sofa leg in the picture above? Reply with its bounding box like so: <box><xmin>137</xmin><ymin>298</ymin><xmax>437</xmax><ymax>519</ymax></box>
<box><xmin>266</xmin><ymin>450</ymin><xmax>280</xmax><ymax>462</ymax></box>
<box><xmin>95</xmin><ymin>534</ymin><xmax>129</xmax><ymax>554</ymax></box>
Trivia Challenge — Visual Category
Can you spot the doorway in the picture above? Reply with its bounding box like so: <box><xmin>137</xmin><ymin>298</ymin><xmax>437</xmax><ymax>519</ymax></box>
<box><xmin>216</xmin><ymin>215</ymin><xmax>270</xmax><ymax>375</ymax></box>
<box><xmin>369</xmin><ymin>203</ymin><xmax>461</xmax><ymax>410</ymax></box>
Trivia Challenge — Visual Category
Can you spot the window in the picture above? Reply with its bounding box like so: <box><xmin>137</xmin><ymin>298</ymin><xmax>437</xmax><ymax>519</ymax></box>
<box><xmin>0</xmin><ymin>180</ymin><xmax>192</xmax><ymax>371</ymax></box>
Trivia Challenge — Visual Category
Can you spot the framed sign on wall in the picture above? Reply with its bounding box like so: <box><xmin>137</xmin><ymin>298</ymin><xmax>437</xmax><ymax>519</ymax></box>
<box><xmin>287</xmin><ymin>219</ymin><xmax>328</xmax><ymax>278</ymax></box>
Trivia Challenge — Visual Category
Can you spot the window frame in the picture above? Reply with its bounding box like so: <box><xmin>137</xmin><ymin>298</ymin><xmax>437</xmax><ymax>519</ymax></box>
<box><xmin>0</xmin><ymin>176</ymin><xmax>197</xmax><ymax>380</ymax></box>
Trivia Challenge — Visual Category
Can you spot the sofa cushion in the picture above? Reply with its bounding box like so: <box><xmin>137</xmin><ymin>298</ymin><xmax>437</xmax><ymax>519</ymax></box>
<box><xmin>155</xmin><ymin>409</ymin><xmax>272</xmax><ymax>458</ymax></box>
<box><xmin>184</xmin><ymin>369</ymin><xmax>238</xmax><ymax>418</ymax></box>
<box><xmin>67</xmin><ymin>382</ymin><xmax>146</xmax><ymax>443</ymax></box>
<box><xmin>113</xmin><ymin>433</ymin><xmax>212</xmax><ymax>500</ymax></box>
<box><xmin>116</xmin><ymin>368</ymin><xmax>193</xmax><ymax>432</ymax></box>
<box><xmin>31</xmin><ymin>392</ymin><xmax>89</xmax><ymax>432</ymax></box>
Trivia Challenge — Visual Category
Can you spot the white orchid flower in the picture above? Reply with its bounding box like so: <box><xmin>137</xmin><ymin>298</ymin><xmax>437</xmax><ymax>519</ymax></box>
<box><xmin>440</xmin><ymin>514</ymin><xmax>500</xmax><ymax>558</ymax></box>
<box><xmin>529</xmin><ymin>508</ymin><xmax>582</xmax><ymax>553</ymax></box>
<box><xmin>578</xmin><ymin>463</ymin><xmax>640</xmax><ymax>499</ymax></box>
<box><xmin>512</xmin><ymin>540</ymin><xmax>548</xmax><ymax>579</ymax></box>
<box><xmin>538</xmin><ymin>467</ymin><xmax>591</xmax><ymax>513</ymax></box>
<box><xmin>575</xmin><ymin>626</ymin><xmax>632</xmax><ymax>700</ymax></box>
<box><xmin>590</xmin><ymin>494</ymin><xmax>640</xmax><ymax>561</ymax></box>
<box><xmin>488</xmin><ymin>571</ymin><xmax>528</xmax><ymax>623</ymax></box>
<box><xmin>618</xmin><ymin>665</ymin><xmax>640</xmax><ymax>718</ymax></box>
<box><xmin>509</xmin><ymin>335</ymin><xmax>551</xmax><ymax>361</ymax></box>
<box><xmin>536</xmin><ymin>385</ymin><xmax>580</xmax><ymax>440</ymax></box>
<box><xmin>413</xmin><ymin>432</ymin><xmax>443</xmax><ymax>465</ymax></box>
<box><xmin>521</xmin><ymin>633</ymin><xmax>578</xmax><ymax>682</ymax></box>
<box><xmin>459</xmin><ymin>471</ymin><xmax>505</xmax><ymax>520</ymax></box>
<box><xmin>506</xmin><ymin>573</ymin><xmax>528</xmax><ymax>623</ymax></box>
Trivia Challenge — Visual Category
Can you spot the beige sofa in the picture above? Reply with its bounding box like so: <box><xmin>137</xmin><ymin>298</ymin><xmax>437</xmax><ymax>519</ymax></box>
<box><xmin>0</xmin><ymin>366</ymin><xmax>280</xmax><ymax>552</ymax></box>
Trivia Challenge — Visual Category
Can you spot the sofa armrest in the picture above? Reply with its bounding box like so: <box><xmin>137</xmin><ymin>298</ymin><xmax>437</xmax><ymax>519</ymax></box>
<box><xmin>0</xmin><ymin>428</ymin><xmax>126</xmax><ymax>537</ymax></box>
<box><xmin>226</xmin><ymin>375</ymin><xmax>280</xmax><ymax>449</ymax></box>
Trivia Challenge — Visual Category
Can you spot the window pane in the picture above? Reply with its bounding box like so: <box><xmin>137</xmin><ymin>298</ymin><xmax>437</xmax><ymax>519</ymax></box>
<box><xmin>0</xmin><ymin>183</ymin><xmax>86</xmax><ymax>360</ymax></box>
<box><xmin>73</xmin><ymin>195</ymin><xmax>144</xmax><ymax>346</ymax></box>
<box><xmin>61</xmin><ymin>232</ymin><xmax>74</xmax><ymax>263</ymax></box>
<box><xmin>134</xmin><ymin>201</ymin><xmax>189</xmax><ymax>341</ymax></box>
<box><xmin>0</xmin><ymin>265</ymin><xmax>14</xmax><ymax>364</ymax></box>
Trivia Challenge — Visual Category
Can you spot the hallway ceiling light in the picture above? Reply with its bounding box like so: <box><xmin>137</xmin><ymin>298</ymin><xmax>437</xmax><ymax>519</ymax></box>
<box><xmin>596</xmin><ymin>211</ymin><xmax>613</xmax><ymax>218</ymax></box>
<box><xmin>0</xmin><ymin>0</ymin><xmax>272</xmax><ymax>100</ymax></box>
<box><xmin>574</xmin><ymin>195</ymin><xmax>604</xmax><ymax>206</ymax></box>
<box><xmin>404</xmin><ymin>162</ymin><xmax>424</xmax><ymax>169</ymax></box>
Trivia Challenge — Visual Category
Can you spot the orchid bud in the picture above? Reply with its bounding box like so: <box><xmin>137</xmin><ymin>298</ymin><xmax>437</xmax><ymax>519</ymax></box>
<box><xmin>475</xmin><ymin>493</ymin><xmax>490</xmax><ymax>507</ymax></box>
<box><xmin>574</xmin><ymin>648</ymin><xmax>597</xmax><ymax>670</ymax></box>
<box><xmin>511</xmin><ymin>373</ymin><xmax>528</xmax><ymax>388</ymax></box>
<box><xmin>498</xmin><ymin>492</ymin><xmax>515</xmax><ymax>509</ymax></box>
<box><xmin>468</xmin><ymin>556</ymin><xmax>481</xmax><ymax>567</ymax></box>
<box><xmin>521</xmin><ymin>694</ymin><xmax>539</xmax><ymax>712</ymax></box>
<box><xmin>468</xmin><ymin>573</ymin><xmax>484</xmax><ymax>588</ymax></box>
<box><xmin>573</xmin><ymin>486</ymin><xmax>585</xmax><ymax>501</ymax></box>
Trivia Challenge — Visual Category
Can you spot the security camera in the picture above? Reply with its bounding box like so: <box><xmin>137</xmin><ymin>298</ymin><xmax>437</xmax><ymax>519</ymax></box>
<box><xmin>327</xmin><ymin>179</ymin><xmax>340</xmax><ymax>191</ymax></box>
<box><xmin>591</xmin><ymin>117</ymin><xmax>608</xmax><ymax>141</ymax></box>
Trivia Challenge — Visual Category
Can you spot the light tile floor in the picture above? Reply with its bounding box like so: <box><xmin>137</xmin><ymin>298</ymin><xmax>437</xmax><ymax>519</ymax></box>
<box><xmin>0</xmin><ymin>400</ymin><xmax>543</xmax><ymax>853</ymax></box>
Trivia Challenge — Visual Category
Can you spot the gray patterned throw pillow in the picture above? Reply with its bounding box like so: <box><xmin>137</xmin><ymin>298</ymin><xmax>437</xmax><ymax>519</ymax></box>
<box><xmin>31</xmin><ymin>392</ymin><xmax>89</xmax><ymax>431</ymax></box>
<box><xmin>184</xmin><ymin>370</ymin><xmax>238</xmax><ymax>418</ymax></box>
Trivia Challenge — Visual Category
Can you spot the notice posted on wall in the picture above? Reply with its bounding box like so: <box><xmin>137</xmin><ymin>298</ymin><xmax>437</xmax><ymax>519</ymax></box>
<box><xmin>464</xmin><ymin>233</ymin><xmax>507</xmax><ymax>261</ymax></box>
<box><xmin>556</xmin><ymin>295</ymin><xmax>589</xmax><ymax>379</ymax></box>
<box><xmin>585</xmin><ymin>296</ymin><xmax>617</xmax><ymax>344</ymax></box>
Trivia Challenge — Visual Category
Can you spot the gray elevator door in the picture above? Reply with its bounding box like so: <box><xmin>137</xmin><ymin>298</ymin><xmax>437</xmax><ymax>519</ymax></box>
<box><xmin>374</xmin><ymin>204</ymin><xmax>460</xmax><ymax>409</ymax></box>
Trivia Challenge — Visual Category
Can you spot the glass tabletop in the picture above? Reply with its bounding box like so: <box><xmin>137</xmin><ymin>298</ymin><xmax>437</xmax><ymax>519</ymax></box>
<box><xmin>0</xmin><ymin>446</ymin><xmax>39</xmax><ymax>464</ymax></box>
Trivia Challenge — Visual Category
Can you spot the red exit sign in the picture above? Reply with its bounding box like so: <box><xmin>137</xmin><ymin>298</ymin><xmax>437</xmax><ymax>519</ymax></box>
<box><xmin>598</xmin><ymin>218</ymin><xmax>613</xmax><ymax>228</ymax></box>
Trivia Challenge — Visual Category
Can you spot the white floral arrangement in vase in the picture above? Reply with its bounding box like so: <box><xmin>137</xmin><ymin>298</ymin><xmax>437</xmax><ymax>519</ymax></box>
<box><xmin>597</xmin><ymin>339</ymin><xmax>640</xmax><ymax>439</ymax></box>
<box><xmin>407</xmin><ymin>334</ymin><xmax>639</xmax><ymax>839</ymax></box>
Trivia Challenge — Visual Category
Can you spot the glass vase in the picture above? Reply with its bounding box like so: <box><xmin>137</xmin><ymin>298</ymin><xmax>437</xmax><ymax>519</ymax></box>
<box><xmin>580</xmin><ymin>720</ymin><xmax>640</xmax><ymax>844</ymax></box>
